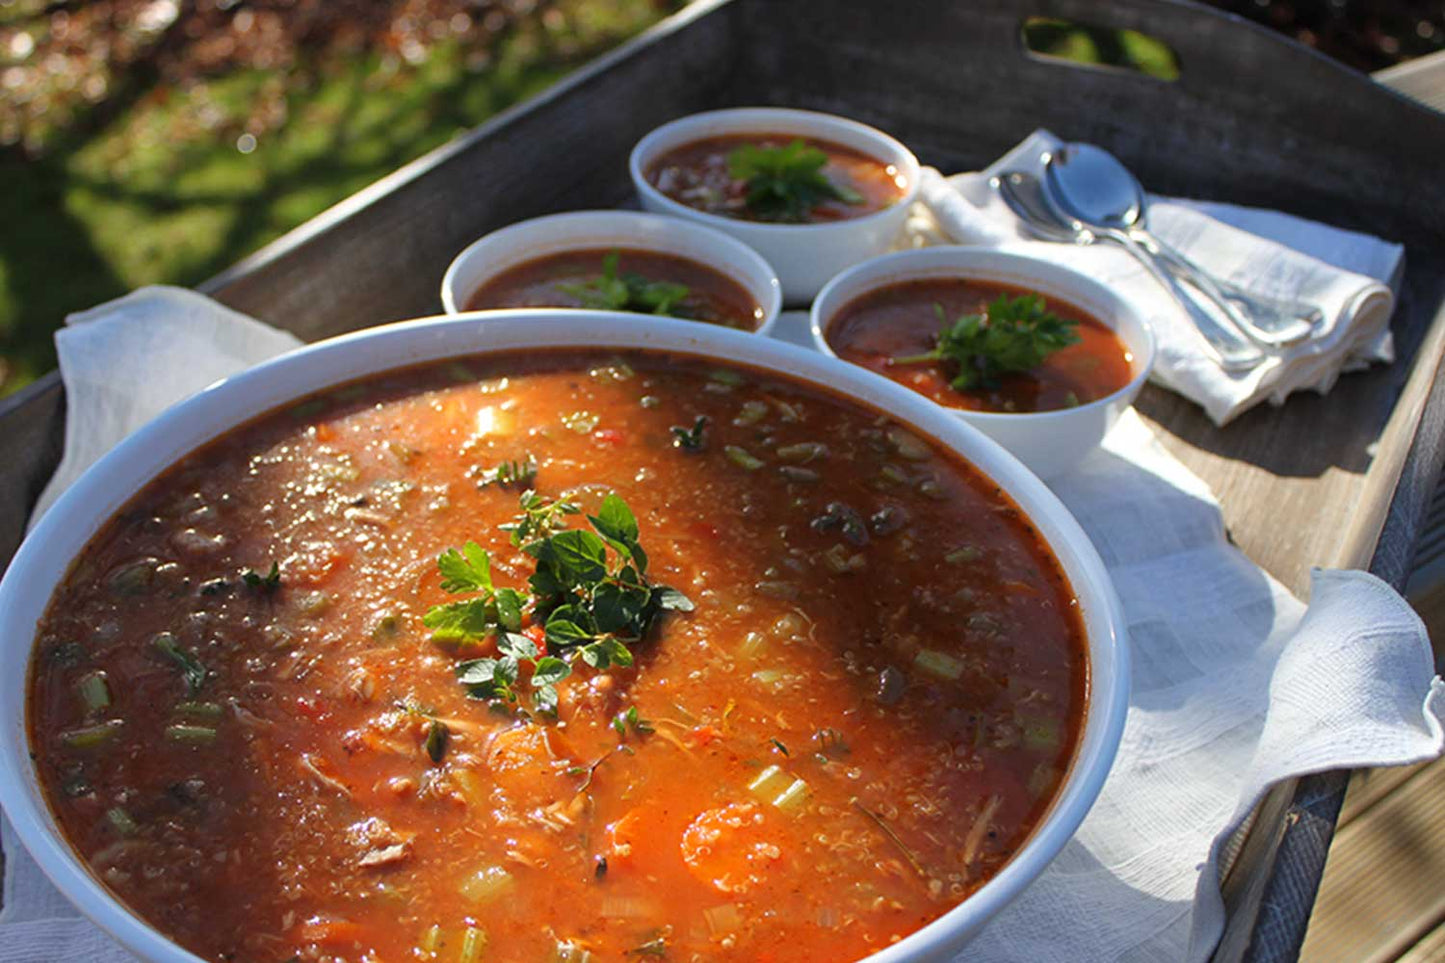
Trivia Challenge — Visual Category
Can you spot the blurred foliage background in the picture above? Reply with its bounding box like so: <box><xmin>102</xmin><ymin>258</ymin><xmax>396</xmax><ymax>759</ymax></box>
<box><xmin>0</xmin><ymin>0</ymin><xmax>1441</xmax><ymax>394</ymax></box>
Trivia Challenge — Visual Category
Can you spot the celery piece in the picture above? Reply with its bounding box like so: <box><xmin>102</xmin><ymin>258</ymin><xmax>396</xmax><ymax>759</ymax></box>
<box><xmin>747</xmin><ymin>764</ymin><xmax>791</xmax><ymax>800</ymax></box>
<box><xmin>772</xmin><ymin>777</ymin><xmax>810</xmax><ymax>812</ymax></box>
<box><xmin>459</xmin><ymin>865</ymin><xmax>514</xmax><ymax>904</ymax></box>
<box><xmin>173</xmin><ymin>701</ymin><xmax>224</xmax><ymax>721</ymax></box>
<box><xmin>60</xmin><ymin>719</ymin><xmax>123</xmax><ymax>749</ymax></box>
<box><xmin>165</xmin><ymin>724</ymin><xmax>217</xmax><ymax>744</ymax></box>
<box><xmin>458</xmin><ymin>926</ymin><xmax>487</xmax><ymax>963</ymax></box>
<box><xmin>105</xmin><ymin>807</ymin><xmax>138</xmax><ymax>836</ymax></box>
<box><xmin>77</xmin><ymin>672</ymin><xmax>111</xmax><ymax>712</ymax></box>
<box><xmin>913</xmin><ymin>649</ymin><xmax>965</xmax><ymax>681</ymax></box>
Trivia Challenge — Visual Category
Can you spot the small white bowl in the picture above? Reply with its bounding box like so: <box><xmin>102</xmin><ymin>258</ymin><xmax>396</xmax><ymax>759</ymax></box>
<box><xmin>0</xmin><ymin>312</ymin><xmax>1127</xmax><ymax>963</ymax></box>
<box><xmin>811</xmin><ymin>248</ymin><xmax>1156</xmax><ymax>480</ymax></box>
<box><xmin>440</xmin><ymin>210</ymin><xmax>783</xmax><ymax>334</ymax></box>
<box><xmin>629</xmin><ymin>107</ymin><xmax>920</xmax><ymax>306</ymax></box>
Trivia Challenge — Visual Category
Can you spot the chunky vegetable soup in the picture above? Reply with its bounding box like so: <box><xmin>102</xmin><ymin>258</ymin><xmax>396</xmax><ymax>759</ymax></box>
<box><xmin>464</xmin><ymin>249</ymin><xmax>764</xmax><ymax>331</ymax></box>
<box><xmin>30</xmin><ymin>351</ymin><xmax>1086</xmax><ymax>963</ymax></box>
<box><xmin>827</xmin><ymin>279</ymin><xmax>1135</xmax><ymax>413</ymax></box>
<box><xmin>646</xmin><ymin>135</ymin><xmax>906</xmax><ymax>224</ymax></box>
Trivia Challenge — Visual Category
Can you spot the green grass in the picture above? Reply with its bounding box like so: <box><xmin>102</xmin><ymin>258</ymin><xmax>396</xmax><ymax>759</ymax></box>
<box><xmin>0</xmin><ymin>0</ymin><xmax>676</xmax><ymax>393</ymax></box>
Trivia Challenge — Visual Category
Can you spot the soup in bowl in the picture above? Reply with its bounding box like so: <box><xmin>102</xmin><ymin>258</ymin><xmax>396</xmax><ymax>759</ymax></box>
<box><xmin>0</xmin><ymin>313</ymin><xmax>1126</xmax><ymax>963</ymax></box>
<box><xmin>630</xmin><ymin>108</ymin><xmax>920</xmax><ymax>305</ymax></box>
<box><xmin>441</xmin><ymin>211</ymin><xmax>783</xmax><ymax>334</ymax></box>
<box><xmin>813</xmin><ymin>249</ymin><xmax>1156</xmax><ymax>480</ymax></box>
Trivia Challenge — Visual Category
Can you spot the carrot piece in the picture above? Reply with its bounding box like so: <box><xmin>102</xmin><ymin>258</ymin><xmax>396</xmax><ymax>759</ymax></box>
<box><xmin>487</xmin><ymin>723</ymin><xmax>570</xmax><ymax>808</ymax></box>
<box><xmin>680</xmin><ymin>803</ymin><xmax>784</xmax><ymax>894</ymax></box>
<box><xmin>297</xmin><ymin>918</ymin><xmax>366</xmax><ymax>946</ymax></box>
<box><xmin>689</xmin><ymin>724</ymin><xmax>723</xmax><ymax>748</ymax></box>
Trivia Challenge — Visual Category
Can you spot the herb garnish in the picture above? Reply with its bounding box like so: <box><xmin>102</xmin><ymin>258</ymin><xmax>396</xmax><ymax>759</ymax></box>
<box><xmin>613</xmin><ymin>705</ymin><xmax>655</xmax><ymax>737</ymax></box>
<box><xmin>425</xmin><ymin>492</ymin><xmax>693</xmax><ymax>714</ymax></box>
<box><xmin>727</xmin><ymin>140</ymin><xmax>863</xmax><ymax>222</ymax></box>
<box><xmin>561</xmin><ymin>251</ymin><xmax>691</xmax><ymax>317</ymax></box>
<box><xmin>241</xmin><ymin>561</ymin><xmax>282</xmax><ymax>592</ymax></box>
<box><xmin>891</xmin><ymin>295</ymin><xmax>1080</xmax><ymax>391</ymax></box>
<box><xmin>670</xmin><ymin>415</ymin><xmax>708</xmax><ymax>453</ymax></box>
<box><xmin>153</xmin><ymin>633</ymin><xmax>206</xmax><ymax>696</ymax></box>
<box><xmin>478</xmin><ymin>454</ymin><xmax>538</xmax><ymax>490</ymax></box>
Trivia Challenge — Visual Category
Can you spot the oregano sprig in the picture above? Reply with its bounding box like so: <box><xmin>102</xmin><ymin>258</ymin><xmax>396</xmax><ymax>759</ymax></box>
<box><xmin>891</xmin><ymin>295</ymin><xmax>1080</xmax><ymax>391</ymax></box>
<box><xmin>727</xmin><ymin>140</ymin><xmax>863</xmax><ymax>222</ymax></box>
<box><xmin>425</xmin><ymin>492</ymin><xmax>693</xmax><ymax>715</ymax></box>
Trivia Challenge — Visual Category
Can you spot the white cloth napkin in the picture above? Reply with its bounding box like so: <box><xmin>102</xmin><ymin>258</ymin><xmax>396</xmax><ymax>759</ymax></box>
<box><xmin>910</xmin><ymin>130</ymin><xmax>1404</xmax><ymax>426</ymax></box>
<box><xmin>2</xmin><ymin>291</ymin><xmax>1441</xmax><ymax>963</ymax></box>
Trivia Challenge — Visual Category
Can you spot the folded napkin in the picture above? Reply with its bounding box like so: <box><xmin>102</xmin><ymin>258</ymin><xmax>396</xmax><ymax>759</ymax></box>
<box><xmin>2</xmin><ymin>290</ymin><xmax>1441</xmax><ymax>963</ymax></box>
<box><xmin>910</xmin><ymin>130</ymin><xmax>1404</xmax><ymax>426</ymax></box>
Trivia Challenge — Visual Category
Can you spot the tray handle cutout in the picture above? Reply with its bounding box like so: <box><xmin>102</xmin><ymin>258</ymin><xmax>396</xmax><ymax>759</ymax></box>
<box><xmin>1021</xmin><ymin>16</ymin><xmax>1181</xmax><ymax>81</ymax></box>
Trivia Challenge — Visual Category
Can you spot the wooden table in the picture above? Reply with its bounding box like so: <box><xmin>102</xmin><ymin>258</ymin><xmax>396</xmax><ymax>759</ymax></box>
<box><xmin>1</xmin><ymin>1</ymin><xmax>1442</xmax><ymax>959</ymax></box>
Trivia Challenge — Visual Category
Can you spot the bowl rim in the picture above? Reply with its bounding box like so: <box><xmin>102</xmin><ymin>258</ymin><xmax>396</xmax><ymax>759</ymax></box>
<box><xmin>0</xmin><ymin>311</ymin><xmax>1128</xmax><ymax>963</ymax></box>
<box><xmin>438</xmin><ymin>209</ymin><xmax>785</xmax><ymax>335</ymax></box>
<box><xmin>809</xmin><ymin>246</ymin><xmax>1159</xmax><ymax>424</ymax></box>
<box><xmin>628</xmin><ymin>106</ymin><xmax>922</xmax><ymax>236</ymax></box>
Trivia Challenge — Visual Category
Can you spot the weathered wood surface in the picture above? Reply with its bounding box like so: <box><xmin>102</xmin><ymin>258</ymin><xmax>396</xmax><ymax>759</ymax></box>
<box><xmin>1</xmin><ymin>1</ymin><xmax>1443</xmax><ymax>960</ymax></box>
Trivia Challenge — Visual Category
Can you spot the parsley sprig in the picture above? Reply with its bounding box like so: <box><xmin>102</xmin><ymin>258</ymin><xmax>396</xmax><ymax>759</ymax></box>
<box><xmin>424</xmin><ymin>492</ymin><xmax>693</xmax><ymax>715</ymax></box>
<box><xmin>892</xmin><ymin>295</ymin><xmax>1080</xmax><ymax>391</ymax></box>
<box><xmin>560</xmin><ymin>251</ymin><xmax>691</xmax><ymax>317</ymax></box>
<box><xmin>727</xmin><ymin>140</ymin><xmax>863</xmax><ymax>222</ymax></box>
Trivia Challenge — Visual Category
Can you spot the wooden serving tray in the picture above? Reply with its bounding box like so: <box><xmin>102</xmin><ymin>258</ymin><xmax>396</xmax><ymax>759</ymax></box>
<box><xmin>2</xmin><ymin>1</ymin><xmax>1442</xmax><ymax>959</ymax></box>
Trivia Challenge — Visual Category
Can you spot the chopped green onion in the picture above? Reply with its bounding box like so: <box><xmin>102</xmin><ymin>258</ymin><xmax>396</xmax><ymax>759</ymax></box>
<box><xmin>945</xmin><ymin>546</ymin><xmax>982</xmax><ymax>564</ymax></box>
<box><xmin>724</xmin><ymin>445</ymin><xmax>764</xmax><ymax>470</ymax></box>
<box><xmin>879</xmin><ymin>464</ymin><xmax>908</xmax><ymax>485</ymax></box>
<box><xmin>776</xmin><ymin>442</ymin><xmax>828</xmax><ymax>464</ymax></box>
<box><xmin>913</xmin><ymin>649</ymin><xmax>965</xmax><ymax>681</ymax></box>
<box><xmin>733</xmin><ymin>400</ymin><xmax>769</xmax><ymax>426</ymax></box>
<box><xmin>459</xmin><ymin>865</ymin><xmax>514</xmax><ymax>904</ymax></box>
<box><xmin>165</xmin><ymin>724</ymin><xmax>218</xmax><ymax>743</ymax></box>
<box><xmin>886</xmin><ymin>427</ymin><xmax>931</xmax><ymax>461</ymax></box>
<box><xmin>709</xmin><ymin>369</ymin><xmax>745</xmax><ymax>387</ymax></box>
<box><xmin>173</xmin><ymin>701</ymin><xmax>224</xmax><ymax>721</ymax></box>
<box><xmin>105</xmin><ymin>806</ymin><xmax>138</xmax><ymax>836</ymax></box>
<box><xmin>76</xmin><ymin>672</ymin><xmax>111</xmax><ymax>712</ymax></box>
<box><xmin>778</xmin><ymin>466</ymin><xmax>820</xmax><ymax>484</ymax></box>
<box><xmin>60</xmin><ymin>720</ymin><xmax>123</xmax><ymax>749</ymax></box>
<box><xmin>458</xmin><ymin>926</ymin><xmax>487</xmax><ymax>963</ymax></box>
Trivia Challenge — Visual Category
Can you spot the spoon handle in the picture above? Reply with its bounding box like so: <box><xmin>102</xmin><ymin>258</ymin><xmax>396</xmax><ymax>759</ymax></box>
<box><xmin>1103</xmin><ymin>229</ymin><xmax>1268</xmax><ymax>371</ymax></box>
<box><xmin>1138</xmin><ymin>231</ymin><xmax>1319</xmax><ymax>346</ymax></box>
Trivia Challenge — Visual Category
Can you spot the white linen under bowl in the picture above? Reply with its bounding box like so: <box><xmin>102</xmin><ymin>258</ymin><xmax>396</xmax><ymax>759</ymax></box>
<box><xmin>811</xmin><ymin>248</ymin><xmax>1157</xmax><ymax>480</ymax></box>
<box><xmin>440</xmin><ymin>210</ymin><xmax>783</xmax><ymax>334</ymax></box>
<box><xmin>629</xmin><ymin>107</ymin><xmax>920</xmax><ymax>305</ymax></box>
<box><xmin>0</xmin><ymin>312</ymin><xmax>1127</xmax><ymax>963</ymax></box>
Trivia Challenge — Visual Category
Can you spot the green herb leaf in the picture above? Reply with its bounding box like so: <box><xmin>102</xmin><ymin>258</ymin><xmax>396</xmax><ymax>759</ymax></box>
<box><xmin>892</xmin><ymin>295</ymin><xmax>1080</xmax><ymax>391</ymax></box>
<box><xmin>560</xmin><ymin>250</ymin><xmax>694</xmax><ymax>318</ymax></box>
<box><xmin>670</xmin><ymin>415</ymin><xmax>708</xmax><ymax>453</ymax></box>
<box><xmin>478</xmin><ymin>454</ymin><xmax>538</xmax><ymax>490</ymax></box>
<box><xmin>153</xmin><ymin>633</ymin><xmax>206</xmax><ymax>696</ymax></box>
<box><xmin>425</xmin><ymin>719</ymin><xmax>449</xmax><ymax>763</ymax></box>
<box><xmin>240</xmin><ymin>561</ymin><xmax>282</xmax><ymax>592</ymax></box>
<box><xmin>437</xmin><ymin>542</ymin><xmax>493</xmax><ymax>594</ymax></box>
<box><xmin>727</xmin><ymin>139</ymin><xmax>865</xmax><ymax>222</ymax></box>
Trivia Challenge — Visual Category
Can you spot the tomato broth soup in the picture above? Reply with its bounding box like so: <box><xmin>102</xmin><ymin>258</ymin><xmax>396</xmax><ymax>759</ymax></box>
<box><xmin>29</xmin><ymin>351</ymin><xmax>1086</xmax><ymax>963</ymax></box>
<box><xmin>464</xmin><ymin>249</ymin><xmax>764</xmax><ymax>331</ymax></box>
<box><xmin>827</xmin><ymin>279</ymin><xmax>1135</xmax><ymax>413</ymax></box>
<box><xmin>646</xmin><ymin>134</ymin><xmax>906</xmax><ymax>224</ymax></box>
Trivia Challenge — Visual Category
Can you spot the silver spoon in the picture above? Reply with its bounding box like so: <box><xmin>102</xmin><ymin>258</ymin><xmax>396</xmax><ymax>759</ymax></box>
<box><xmin>992</xmin><ymin>171</ymin><xmax>1266</xmax><ymax>372</ymax></box>
<box><xmin>1041</xmin><ymin>144</ymin><xmax>1319</xmax><ymax>347</ymax></box>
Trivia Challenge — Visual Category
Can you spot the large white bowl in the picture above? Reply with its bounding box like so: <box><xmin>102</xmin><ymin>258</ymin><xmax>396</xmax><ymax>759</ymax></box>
<box><xmin>0</xmin><ymin>312</ymin><xmax>1128</xmax><ymax>963</ymax></box>
<box><xmin>811</xmin><ymin>248</ymin><xmax>1157</xmax><ymax>480</ymax></box>
<box><xmin>629</xmin><ymin>107</ymin><xmax>920</xmax><ymax>306</ymax></box>
<box><xmin>440</xmin><ymin>209</ymin><xmax>783</xmax><ymax>334</ymax></box>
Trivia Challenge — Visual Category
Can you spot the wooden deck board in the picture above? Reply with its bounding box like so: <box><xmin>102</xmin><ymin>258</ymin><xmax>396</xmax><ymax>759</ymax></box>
<box><xmin>1299</xmin><ymin>755</ymin><xmax>1445</xmax><ymax>962</ymax></box>
<box><xmin>1397</xmin><ymin>919</ymin><xmax>1445</xmax><ymax>963</ymax></box>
